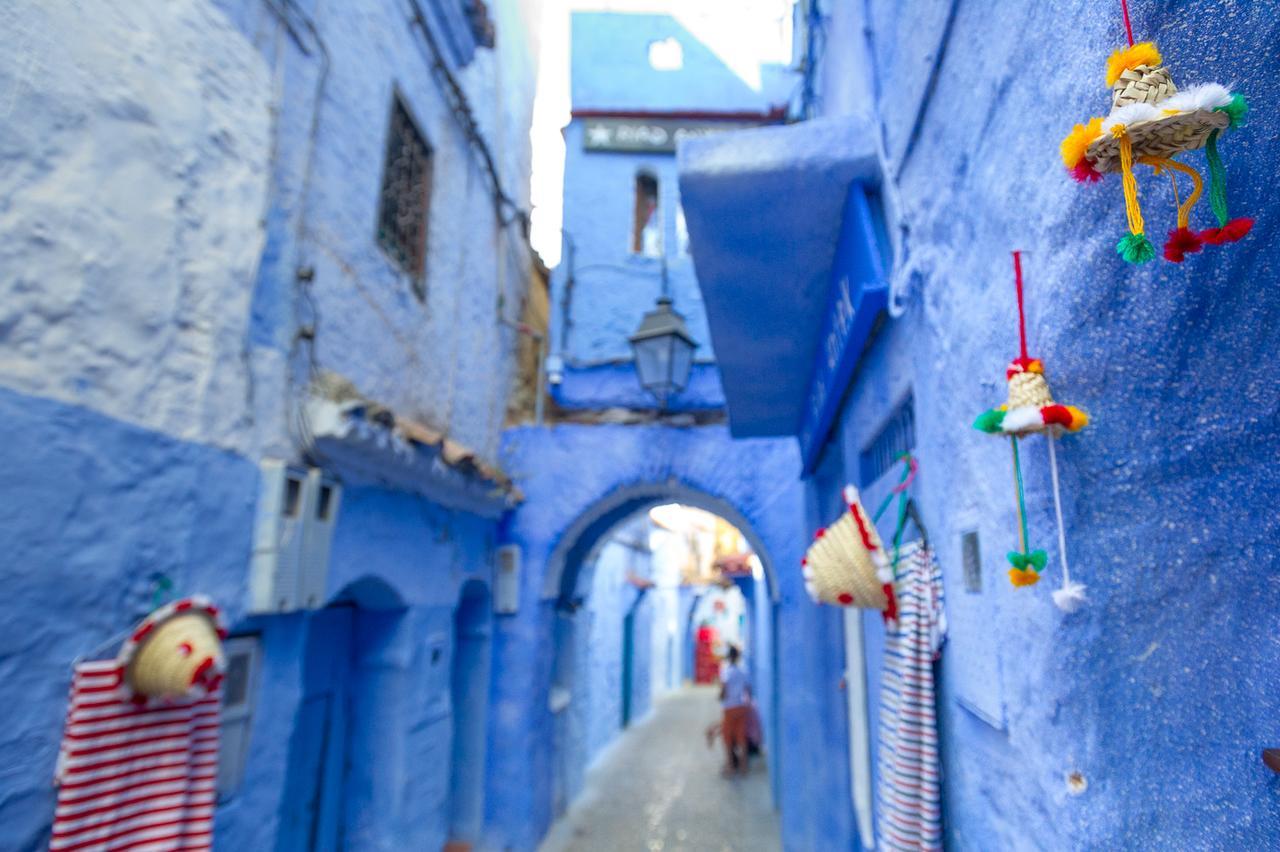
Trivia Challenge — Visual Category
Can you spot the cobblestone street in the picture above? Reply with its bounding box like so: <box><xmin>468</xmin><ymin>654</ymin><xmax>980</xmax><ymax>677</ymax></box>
<box><xmin>539</xmin><ymin>686</ymin><xmax>781</xmax><ymax>852</ymax></box>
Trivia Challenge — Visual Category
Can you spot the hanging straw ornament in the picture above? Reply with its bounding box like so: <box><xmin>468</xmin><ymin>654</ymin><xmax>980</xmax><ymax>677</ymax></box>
<box><xmin>118</xmin><ymin>596</ymin><xmax>228</xmax><ymax>701</ymax></box>
<box><xmin>974</xmin><ymin>253</ymin><xmax>1088</xmax><ymax>611</ymax></box>
<box><xmin>1059</xmin><ymin>0</ymin><xmax>1252</xmax><ymax>264</ymax></box>
<box><xmin>802</xmin><ymin>486</ymin><xmax>898</xmax><ymax>627</ymax></box>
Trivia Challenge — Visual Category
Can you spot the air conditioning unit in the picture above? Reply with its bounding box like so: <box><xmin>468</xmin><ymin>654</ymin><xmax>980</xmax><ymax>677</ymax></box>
<box><xmin>299</xmin><ymin>469</ymin><xmax>341</xmax><ymax>610</ymax></box>
<box><xmin>494</xmin><ymin>544</ymin><xmax>521</xmax><ymax>615</ymax></box>
<box><xmin>248</xmin><ymin>460</ymin><xmax>342</xmax><ymax>614</ymax></box>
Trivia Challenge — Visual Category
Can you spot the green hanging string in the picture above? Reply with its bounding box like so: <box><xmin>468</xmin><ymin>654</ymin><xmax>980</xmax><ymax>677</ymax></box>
<box><xmin>871</xmin><ymin>453</ymin><xmax>916</xmax><ymax>577</ymax></box>
<box><xmin>1205</xmin><ymin>130</ymin><xmax>1230</xmax><ymax>228</ymax></box>
<box><xmin>1011</xmin><ymin>437</ymin><xmax>1030</xmax><ymax>554</ymax></box>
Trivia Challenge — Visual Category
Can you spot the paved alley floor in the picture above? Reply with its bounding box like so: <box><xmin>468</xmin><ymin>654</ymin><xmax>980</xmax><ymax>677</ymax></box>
<box><xmin>538</xmin><ymin>685</ymin><xmax>781</xmax><ymax>852</ymax></box>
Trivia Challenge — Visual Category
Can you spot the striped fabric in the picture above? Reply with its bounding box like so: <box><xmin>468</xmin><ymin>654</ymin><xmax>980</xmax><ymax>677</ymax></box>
<box><xmin>51</xmin><ymin>660</ymin><xmax>221</xmax><ymax>852</ymax></box>
<box><xmin>877</xmin><ymin>544</ymin><xmax>945</xmax><ymax>851</ymax></box>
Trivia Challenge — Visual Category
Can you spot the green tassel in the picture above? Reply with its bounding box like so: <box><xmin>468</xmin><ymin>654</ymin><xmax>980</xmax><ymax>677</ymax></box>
<box><xmin>973</xmin><ymin>409</ymin><xmax>1006</xmax><ymax>433</ymax></box>
<box><xmin>1116</xmin><ymin>233</ymin><xmax>1156</xmax><ymax>264</ymax></box>
<box><xmin>1205</xmin><ymin>130</ymin><xmax>1230</xmax><ymax>227</ymax></box>
<box><xmin>1215</xmin><ymin>93</ymin><xmax>1248</xmax><ymax>129</ymax></box>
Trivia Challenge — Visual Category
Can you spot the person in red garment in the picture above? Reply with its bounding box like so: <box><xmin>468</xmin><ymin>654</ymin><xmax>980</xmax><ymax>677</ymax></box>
<box><xmin>718</xmin><ymin>645</ymin><xmax>751</xmax><ymax>776</ymax></box>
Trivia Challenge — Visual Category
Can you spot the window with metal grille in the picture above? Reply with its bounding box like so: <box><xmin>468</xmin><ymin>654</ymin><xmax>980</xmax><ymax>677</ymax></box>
<box><xmin>377</xmin><ymin>95</ymin><xmax>433</xmax><ymax>296</ymax></box>
<box><xmin>859</xmin><ymin>394</ymin><xmax>915</xmax><ymax>486</ymax></box>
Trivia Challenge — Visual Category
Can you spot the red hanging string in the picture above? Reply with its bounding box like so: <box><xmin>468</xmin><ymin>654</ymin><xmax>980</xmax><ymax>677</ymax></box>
<box><xmin>1120</xmin><ymin>0</ymin><xmax>1135</xmax><ymax>46</ymax></box>
<box><xmin>1013</xmin><ymin>250</ymin><xmax>1028</xmax><ymax>360</ymax></box>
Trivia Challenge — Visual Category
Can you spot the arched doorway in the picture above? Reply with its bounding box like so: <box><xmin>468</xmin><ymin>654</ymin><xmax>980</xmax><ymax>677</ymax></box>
<box><xmin>545</xmin><ymin>490</ymin><xmax>782</xmax><ymax>824</ymax></box>
<box><xmin>447</xmin><ymin>580</ymin><xmax>492</xmax><ymax>847</ymax></box>
<box><xmin>276</xmin><ymin>577</ymin><xmax>407</xmax><ymax>852</ymax></box>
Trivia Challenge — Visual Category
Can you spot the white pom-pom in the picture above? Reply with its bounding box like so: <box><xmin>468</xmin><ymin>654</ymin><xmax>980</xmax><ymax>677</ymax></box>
<box><xmin>1052</xmin><ymin>581</ymin><xmax>1088</xmax><ymax>613</ymax></box>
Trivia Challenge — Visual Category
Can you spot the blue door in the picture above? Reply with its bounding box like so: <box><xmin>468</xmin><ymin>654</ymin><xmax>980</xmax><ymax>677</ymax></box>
<box><xmin>277</xmin><ymin>606</ymin><xmax>353</xmax><ymax>852</ymax></box>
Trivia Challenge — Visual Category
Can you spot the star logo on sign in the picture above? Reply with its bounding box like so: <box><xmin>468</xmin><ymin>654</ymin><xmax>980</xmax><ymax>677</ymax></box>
<box><xmin>586</xmin><ymin>124</ymin><xmax>613</xmax><ymax>147</ymax></box>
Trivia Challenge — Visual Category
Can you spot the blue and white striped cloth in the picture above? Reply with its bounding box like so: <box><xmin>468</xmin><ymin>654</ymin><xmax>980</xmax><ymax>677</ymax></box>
<box><xmin>877</xmin><ymin>544</ymin><xmax>946</xmax><ymax>851</ymax></box>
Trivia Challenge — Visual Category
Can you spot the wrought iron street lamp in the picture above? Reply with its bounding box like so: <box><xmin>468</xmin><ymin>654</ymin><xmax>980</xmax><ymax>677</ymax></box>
<box><xmin>629</xmin><ymin>264</ymin><xmax>697</xmax><ymax>407</ymax></box>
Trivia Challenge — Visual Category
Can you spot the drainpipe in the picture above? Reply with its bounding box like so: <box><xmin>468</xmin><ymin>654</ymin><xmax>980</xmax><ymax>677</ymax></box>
<box><xmin>260</xmin><ymin>0</ymin><xmax>331</xmax><ymax>460</ymax></box>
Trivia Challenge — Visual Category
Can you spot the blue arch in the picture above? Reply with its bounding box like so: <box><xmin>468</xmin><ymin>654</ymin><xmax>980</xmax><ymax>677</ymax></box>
<box><xmin>545</xmin><ymin>481</ymin><xmax>780</xmax><ymax>605</ymax></box>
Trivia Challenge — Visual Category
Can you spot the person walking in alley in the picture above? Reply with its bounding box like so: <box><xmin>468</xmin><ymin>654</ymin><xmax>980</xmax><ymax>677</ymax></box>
<box><xmin>719</xmin><ymin>645</ymin><xmax>751</xmax><ymax>776</ymax></box>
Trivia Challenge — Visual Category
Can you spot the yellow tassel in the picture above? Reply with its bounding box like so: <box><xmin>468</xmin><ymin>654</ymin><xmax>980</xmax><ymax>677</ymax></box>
<box><xmin>1113</xmin><ymin>125</ymin><xmax>1144</xmax><ymax>236</ymax></box>
<box><xmin>1064</xmin><ymin>406</ymin><xmax>1089</xmax><ymax>431</ymax></box>
<box><xmin>1106</xmin><ymin>42</ymin><xmax>1163</xmax><ymax>87</ymax></box>
<box><xmin>1141</xmin><ymin>156</ymin><xmax>1204</xmax><ymax>230</ymax></box>
<box><xmin>1060</xmin><ymin>117</ymin><xmax>1103</xmax><ymax>168</ymax></box>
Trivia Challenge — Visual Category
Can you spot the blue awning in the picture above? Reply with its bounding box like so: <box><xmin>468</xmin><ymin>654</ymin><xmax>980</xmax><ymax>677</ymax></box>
<box><xmin>677</xmin><ymin>116</ymin><xmax>886</xmax><ymax>462</ymax></box>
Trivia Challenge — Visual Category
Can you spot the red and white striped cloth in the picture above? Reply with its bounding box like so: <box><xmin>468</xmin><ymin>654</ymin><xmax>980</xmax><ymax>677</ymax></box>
<box><xmin>51</xmin><ymin>660</ymin><xmax>221</xmax><ymax>851</ymax></box>
<box><xmin>877</xmin><ymin>544</ymin><xmax>946</xmax><ymax>851</ymax></box>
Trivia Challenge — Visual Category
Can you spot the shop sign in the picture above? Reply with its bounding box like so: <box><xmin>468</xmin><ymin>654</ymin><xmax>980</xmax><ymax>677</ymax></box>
<box><xmin>582</xmin><ymin>117</ymin><xmax>757</xmax><ymax>154</ymax></box>
<box><xmin>798</xmin><ymin>188</ymin><xmax>889</xmax><ymax>473</ymax></box>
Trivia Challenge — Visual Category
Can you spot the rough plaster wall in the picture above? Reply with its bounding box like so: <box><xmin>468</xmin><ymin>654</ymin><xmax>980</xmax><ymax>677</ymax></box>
<box><xmin>816</xmin><ymin>0</ymin><xmax>1280</xmax><ymax>848</ymax></box>
<box><xmin>212</xmin><ymin>0</ymin><xmax>538</xmax><ymax>463</ymax></box>
<box><xmin>0</xmin><ymin>377</ymin><xmax>499</xmax><ymax>849</ymax></box>
<box><xmin>0</xmin><ymin>386</ymin><xmax>260</xmax><ymax>849</ymax></box>
<box><xmin>0</xmin><ymin>0</ymin><xmax>271</xmax><ymax>453</ymax></box>
<box><xmin>550</xmin><ymin>11</ymin><xmax>797</xmax><ymax>403</ymax></box>
<box><xmin>288</xmin><ymin>0</ymin><xmax>530</xmax><ymax>464</ymax></box>
<box><xmin>488</xmin><ymin>423</ymin><xmax>809</xmax><ymax>849</ymax></box>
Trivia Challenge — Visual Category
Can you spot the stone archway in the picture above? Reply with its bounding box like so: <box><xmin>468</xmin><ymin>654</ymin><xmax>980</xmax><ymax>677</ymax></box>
<box><xmin>487</xmin><ymin>423</ymin><xmax>808</xmax><ymax>849</ymax></box>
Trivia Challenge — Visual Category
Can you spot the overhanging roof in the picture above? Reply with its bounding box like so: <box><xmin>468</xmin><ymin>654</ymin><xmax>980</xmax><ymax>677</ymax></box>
<box><xmin>677</xmin><ymin>116</ymin><xmax>881</xmax><ymax>438</ymax></box>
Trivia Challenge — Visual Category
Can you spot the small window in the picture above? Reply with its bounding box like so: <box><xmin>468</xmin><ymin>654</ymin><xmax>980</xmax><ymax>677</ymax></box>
<box><xmin>859</xmin><ymin>394</ymin><xmax>916</xmax><ymax>487</ymax></box>
<box><xmin>218</xmin><ymin>636</ymin><xmax>262</xmax><ymax>800</ymax></box>
<box><xmin>632</xmin><ymin>173</ymin><xmax>661</xmax><ymax>257</ymax></box>
<box><xmin>648</xmin><ymin>37</ymin><xmax>683</xmax><ymax>70</ymax></box>
<box><xmin>377</xmin><ymin>94</ymin><xmax>433</xmax><ymax>297</ymax></box>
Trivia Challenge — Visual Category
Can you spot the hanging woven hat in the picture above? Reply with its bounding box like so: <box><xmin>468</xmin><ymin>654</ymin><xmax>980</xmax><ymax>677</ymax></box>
<box><xmin>802</xmin><ymin>486</ymin><xmax>897</xmax><ymax>622</ymax></box>
<box><xmin>974</xmin><ymin>356</ymin><xmax>1088</xmax><ymax>437</ymax></box>
<box><xmin>118</xmin><ymin>596</ymin><xmax>228</xmax><ymax>700</ymax></box>
<box><xmin>1061</xmin><ymin>42</ymin><xmax>1251</xmax><ymax>263</ymax></box>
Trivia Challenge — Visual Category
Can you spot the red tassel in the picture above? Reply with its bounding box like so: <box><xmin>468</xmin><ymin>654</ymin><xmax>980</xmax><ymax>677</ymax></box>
<box><xmin>1200</xmin><ymin>217</ymin><xmax>1255</xmax><ymax>245</ymax></box>
<box><xmin>1162</xmin><ymin>227</ymin><xmax>1203</xmax><ymax>263</ymax></box>
<box><xmin>1041</xmin><ymin>405</ymin><xmax>1074</xmax><ymax>427</ymax></box>
<box><xmin>1070</xmin><ymin>161</ymin><xmax>1103</xmax><ymax>183</ymax></box>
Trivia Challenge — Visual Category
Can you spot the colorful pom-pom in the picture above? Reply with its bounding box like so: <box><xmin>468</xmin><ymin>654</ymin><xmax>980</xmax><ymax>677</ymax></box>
<box><xmin>1116</xmin><ymin>233</ymin><xmax>1156</xmax><ymax>264</ymax></box>
<box><xmin>1163</xmin><ymin>227</ymin><xmax>1203</xmax><ymax>263</ymax></box>
<box><xmin>1200</xmin><ymin>217</ymin><xmax>1254</xmax><ymax>245</ymax></box>
<box><xmin>1063</xmin><ymin>405</ymin><xmax>1089</xmax><ymax>431</ymax></box>
<box><xmin>1215</xmin><ymin>93</ymin><xmax>1248</xmax><ymax>129</ymax></box>
<box><xmin>1008</xmin><ymin>567</ymin><xmax>1042</xmax><ymax>587</ymax></box>
<box><xmin>1060</xmin><ymin>117</ymin><xmax>1103</xmax><ymax>169</ymax></box>
<box><xmin>973</xmin><ymin>409</ymin><xmax>1006</xmax><ymax>434</ymax></box>
<box><xmin>1105</xmin><ymin>42</ymin><xmax>1162</xmax><ymax>87</ymax></box>
<box><xmin>1071</xmin><ymin>161</ymin><xmax>1103</xmax><ymax>183</ymax></box>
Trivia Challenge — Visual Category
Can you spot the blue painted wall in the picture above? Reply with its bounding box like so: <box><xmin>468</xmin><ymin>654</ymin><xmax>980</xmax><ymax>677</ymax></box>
<box><xmin>683</xmin><ymin>0</ymin><xmax>1280</xmax><ymax>849</ymax></box>
<box><xmin>0</xmin><ymin>0</ymin><xmax>539</xmax><ymax>849</ymax></box>
<box><xmin>490</xmin><ymin>423</ymin><xmax>809</xmax><ymax>849</ymax></box>
<box><xmin>550</xmin><ymin>12</ymin><xmax>791</xmax><ymax>411</ymax></box>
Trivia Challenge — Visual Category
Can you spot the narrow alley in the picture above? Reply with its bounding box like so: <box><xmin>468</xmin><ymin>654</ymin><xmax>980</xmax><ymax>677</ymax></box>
<box><xmin>540</xmin><ymin>687</ymin><xmax>780</xmax><ymax>852</ymax></box>
<box><xmin>1</xmin><ymin>0</ymin><xmax>1277</xmax><ymax>850</ymax></box>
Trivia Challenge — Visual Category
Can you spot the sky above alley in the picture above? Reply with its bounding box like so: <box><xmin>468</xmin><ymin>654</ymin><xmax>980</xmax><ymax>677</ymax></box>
<box><xmin>528</xmin><ymin>0</ymin><xmax>796</xmax><ymax>265</ymax></box>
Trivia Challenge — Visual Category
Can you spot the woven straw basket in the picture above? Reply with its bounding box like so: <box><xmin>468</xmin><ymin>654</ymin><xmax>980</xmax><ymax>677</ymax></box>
<box><xmin>121</xmin><ymin>597</ymin><xmax>227</xmax><ymax>699</ymax></box>
<box><xmin>1086</xmin><ymin>64</ymin><xmax>1230</xmax><ymax>173</ymax></box>
<box><xmin>802</xmin><ymin>486</ymin><xmax>890</xmax><ymax>610</ymax></box>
